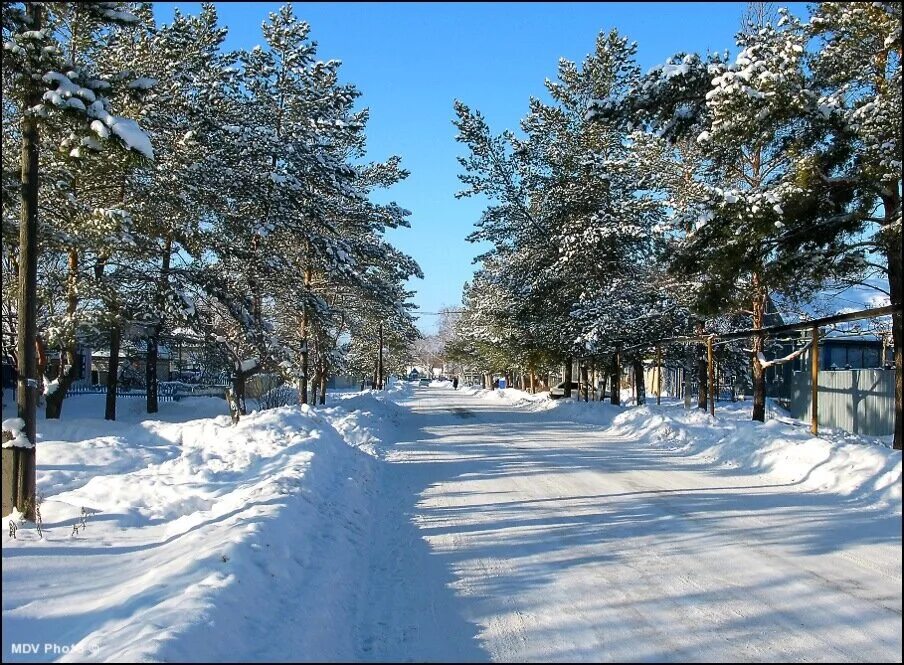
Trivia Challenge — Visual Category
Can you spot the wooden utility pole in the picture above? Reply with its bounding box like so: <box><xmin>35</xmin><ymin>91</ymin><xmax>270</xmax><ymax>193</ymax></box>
<box><xmin>811</xmin><ymin>326</ymin><xmax>819</xmax><ymax>435</ymax></box>
<box><xmin>8</xmin><ymin>2</ymin><xmax>42</xmax><ymax>519</ymax></box>
<box><xmin>377</xmin><ymin>322</ymin><xmax>384</xmax><ymax>390</ymax></box>
<box><xmin>610</xmin><ymin>347</ymin><xmax>621</xmax><ymax>406</ymax></box>
<box><xmin>707</xmin><ymin>335</ymin><xmax>715</xmax><ymax>417</ymax></box>
<box><xmin>655</xmin><ymin>345</ymin><xmax>662</xmax><ymax>405</ymax></box>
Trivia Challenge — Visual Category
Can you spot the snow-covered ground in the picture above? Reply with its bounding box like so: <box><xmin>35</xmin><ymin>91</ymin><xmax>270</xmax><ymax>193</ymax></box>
<box><xmin>1</xmin><ymin>390</ymin><xmax>395</xmax><ymax>661</ymax></box>
<box><xmin>2</xmin><ymin>383</ymin><xmax>901</xmax><ymax>662</ymax></box>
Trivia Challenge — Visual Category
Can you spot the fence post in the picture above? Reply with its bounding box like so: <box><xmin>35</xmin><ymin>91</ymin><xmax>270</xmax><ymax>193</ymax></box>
<box><xmin>707</xmin><ymin>335</ymin><xmax>715</xmax><ymax>417</ymax></box>
<box><xmin>811</xmin><ymin>326</ymin><xmax>819</xmax><ymax>435</ymax></box>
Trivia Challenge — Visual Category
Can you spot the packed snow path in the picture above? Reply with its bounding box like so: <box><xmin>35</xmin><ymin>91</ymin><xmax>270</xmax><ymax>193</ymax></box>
<box><xmin>351</xmin><ymin>386</ymin><xmax>901</xmax><ymax>662</ymax></box>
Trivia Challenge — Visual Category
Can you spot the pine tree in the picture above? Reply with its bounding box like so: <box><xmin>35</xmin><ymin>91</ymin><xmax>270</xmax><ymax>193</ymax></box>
<box><xmin>2</xmin><ymin>0</ymin><xmax>152</xmax><ymax>515</ymax></box>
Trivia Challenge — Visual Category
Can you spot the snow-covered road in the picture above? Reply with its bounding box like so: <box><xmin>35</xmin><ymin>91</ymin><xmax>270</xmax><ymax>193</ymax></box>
<box><xmin>352</xmin><ymin>386</ymin><xmax>902</xmax><ymax>662</ymax></box>
<box><xmin>3</xmin><ymin>386</ymin><xmax>900</xmax><ymax>662</ymax></box>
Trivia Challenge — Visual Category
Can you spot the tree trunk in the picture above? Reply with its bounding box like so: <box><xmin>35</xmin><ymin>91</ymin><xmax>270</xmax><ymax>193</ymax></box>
<box><xmin>610</xmin><ymin>350</ymin><xmax>620</xmax><ymax>406</ymax></box>
<box><xmin>591</xmin><ymin>360</ymin><xmax>597</xmax><ymax>401</ymax></box>
<box><xmin>751</xmin><ymin>281</ymin><xmax>767</xmax><ymax>422</ymax></box>
<box><xmin>881</xmin><ymin>184</ymin><xmax>902</xmax><ymax>450</ymax></box>
<box><xmin>529</xmin><ymin>366</ymin><xmax>536</xmax><ymax>394</ymax></box>
<box><xmin>46</xmin><ymin>248</ymin><xmax>80</xmax><ymax>419</ymax></box>
<box><xmin>300</xmin><ymin>264</ymin><xmax>313</xmax><ymax>404</ymax></box>
<box><xmin>232</xmin><ymin>371</ymin><xmax>247</xmax><ymax>415</ymax></box>
<box><xmin>300</xmin><ymin>316</ymin><xmax>309</xmax><ymax>405</ymax></box>
<box><xmin>146</xmin><ymin>334</ymin><xmax>159</xmax><ymax>413</ymax></box>
<box><xmin>45</xmin><ymin>346</ymin><xmax>76</xmax><ymax>419</ymax></box>
<box><xmin>633</xmin><ymin>357</ymin><xmax>645</xmax><ymax>405</ymax></box>
<box><xmin>319</xmin><ymin>359</ymin><xmax>327</xmax><ymax>405</ymax></box>
<box><xmin>10</xmin><ymin>3</ymin><xmax>42</xmax><ymax>519</ymax></box>
<box><xmin>684</xmin><ymin>348</ymin><xmax>693</xmax><ymax>408</ymax></box>
<box><xmin>310</xmin><ymin>361</ymin><xmax>322</xmax><ymax>406</ymax></box>
<box><xmin>563</xmin><ymin>356</ymin><xmax>573</xmax><ymax>397</ymax></box>
<box><xmin>581</xmin><ymin>362</ymin><xmax>589</xmax><ymax>402</ymax></box>
<box><xmin>147</xmin><ymin>235</ymin><xmax>172</xmax><ymax>414</ymax></box>
<box><xmin>105</xmin><ymin>323</ymin><xmax>121</xmax><ymax>421</ymax></box>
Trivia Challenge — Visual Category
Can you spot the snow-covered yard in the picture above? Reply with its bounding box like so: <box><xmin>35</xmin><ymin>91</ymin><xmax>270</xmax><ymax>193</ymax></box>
<box><xmin>1</xmin><ymin>390</ymin><xmax>396</xmax><ymax>661</ymax></box>
<box><xmin>2</xmin><ymin>383</ymin><xmax>901</xmax><ymax>662</ymax></box>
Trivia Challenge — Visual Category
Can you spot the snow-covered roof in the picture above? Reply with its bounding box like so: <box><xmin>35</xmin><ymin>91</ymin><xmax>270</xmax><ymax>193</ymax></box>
<box><xmin>92</xmin><ymin>343</ymin><xmax>173</xmax><ymax>359</ymax></box>
<box><xmin>772</xmin><ymin>278</ymin><xmax>891</xmax><ymax>341</ymax></box>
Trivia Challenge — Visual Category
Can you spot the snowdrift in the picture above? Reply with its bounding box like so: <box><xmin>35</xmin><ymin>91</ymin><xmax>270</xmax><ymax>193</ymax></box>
<box><xmin>1</xmin><ymin>392</ymin><xmax>398</xmax><ymax>662</ymax></box>
<box><xmin>467</xmin><ymin>389</ymin><xmax>902</xmax><ymax>512</ymax></box>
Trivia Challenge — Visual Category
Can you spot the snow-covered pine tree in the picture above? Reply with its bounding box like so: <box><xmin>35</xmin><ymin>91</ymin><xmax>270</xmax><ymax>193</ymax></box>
<box><xmin>601</xmin><ymin>7</ymin><xmax>870</xmax><ymax>421</ymax></box>
<box><xmin>805</xmin><ymin>1</ymin><xmax>902</xmax><ymax>448</ymax></box>
<box><xmin>2</xmin><ymin>0</ymin><xmax>153</xmax><ymax>515</ymax></box>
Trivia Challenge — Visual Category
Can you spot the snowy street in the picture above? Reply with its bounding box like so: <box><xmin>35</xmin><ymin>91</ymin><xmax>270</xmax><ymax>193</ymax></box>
<box><xmin>347</xmin><ymin>386</ymin><xmax>902</xmax><ymax>662</ymax></box>
<box><xmin>3</xmin><ymin>384</ymin><xmax>902</xmax><ymax>662</ymax></box>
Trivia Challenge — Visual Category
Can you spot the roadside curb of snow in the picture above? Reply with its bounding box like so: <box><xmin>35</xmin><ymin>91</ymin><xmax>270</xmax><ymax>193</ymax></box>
<box><xmin>1</xmin><ymin>398</ymin><xmax>399</xmax><ymax>663</ymax></box>
<box><xmin>609</xmin><ymin>405</ymin><xmax>902</xmax><ymax>511</ymax></box>
<box><xmin>145</xmin><ymin>400</ymin><xmax>400</xmax><ymax>662</ymax></box>
<box><xmin>464</xmin><ymin>387</ymin><xmax>901</xmax><ymax>513</ymax></box>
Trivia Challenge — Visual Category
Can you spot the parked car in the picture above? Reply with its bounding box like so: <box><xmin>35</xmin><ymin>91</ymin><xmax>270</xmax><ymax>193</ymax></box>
<box><xmin>549</xmin><ymin>381</ymin><xmax>580</xmax><ymax>399</ymax></box>
<box><xmin>419</xmin><ymin>378</ymin><xmax>431</xmax><ymax>386</ymax></box>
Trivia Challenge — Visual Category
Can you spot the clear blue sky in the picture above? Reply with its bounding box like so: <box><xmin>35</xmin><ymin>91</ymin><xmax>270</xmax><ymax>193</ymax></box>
<box><xmin>154</xmin><ymin>2</ymin><xmax>808</xmax><ymax>334</ymax></box>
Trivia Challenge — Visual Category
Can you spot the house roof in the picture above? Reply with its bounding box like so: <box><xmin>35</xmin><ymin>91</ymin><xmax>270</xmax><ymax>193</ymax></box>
<box><xmin>771</xmin><ymin>278</ymin><xmax>891</xmax><ymax>341</ymax></box>
<box><xmin>92</xmin><ymin>341</ymin><xmax>173</xmax><ymax>359</ymax></box>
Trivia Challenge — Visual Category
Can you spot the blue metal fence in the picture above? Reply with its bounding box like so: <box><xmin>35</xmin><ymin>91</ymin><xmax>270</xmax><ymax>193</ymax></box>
<box><xmin>67</xmin><ymin>382</ymin><xmax>182</xmax><ymax>402</ymax></box>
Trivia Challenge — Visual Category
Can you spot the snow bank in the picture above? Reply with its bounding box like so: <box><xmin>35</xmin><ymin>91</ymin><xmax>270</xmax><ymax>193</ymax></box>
<box><xmin>610</xmin><ymin>402</ymin><xmax>902</xmax><ymax>511</ymax></box>
<box><xmin>464</xmin><ymin>389</ymin><xmax>901</xmax><ymax>511</ymax></box>
<box><xmin>460</xmin><ymin>385</ymin><xmax>551</xmax><ymax>409</ymax></box>
<box><xmin>323</xmin><ymin>387</ymin><xmax>409</xmax><ymax>458</ymax></box>
<box><xmin>1</xmin><ymin>392</ymin><xmax>396</xmax><ymax>662</ymax></box>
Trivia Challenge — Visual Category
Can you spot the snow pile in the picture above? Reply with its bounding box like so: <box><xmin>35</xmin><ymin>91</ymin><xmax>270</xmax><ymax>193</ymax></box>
<box><xmin>2</xmin><ymin>417</ymin><xmax>31</xmax><ymax>448</ymax></box>
<box><xmin>610</xmin><ymin>403</ymin><xmax>902</xmax><ymax>511</ymax></box>
<box><xmin>323</xmin><ymin>389</ymin><xmax>409</xmax><ymax>458</ymax></box>
<box><xmin>464</xmin><ymin>388</ymin><xmax>901</xmax><ymax>511</ymax></box>
<box><xmin>1</xmin><ymin>394</ymin><xmax>393</xmax><ymax>662</ymax></box>
<box><xmin>459</xmin><ymin>385</ymin><xmax>550</xmax><ymax>409</ymax></box>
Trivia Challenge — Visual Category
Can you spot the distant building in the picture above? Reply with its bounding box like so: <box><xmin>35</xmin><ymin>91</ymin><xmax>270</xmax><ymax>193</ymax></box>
<box><xmin>90</xmin><ymin>342</ymin><xmax>172</xmax><ymax>387</ymax></box>
<box><xmin>768</xmin><ymin>279</ymin><xmax>892</xmax><ymax>400</ymax></box>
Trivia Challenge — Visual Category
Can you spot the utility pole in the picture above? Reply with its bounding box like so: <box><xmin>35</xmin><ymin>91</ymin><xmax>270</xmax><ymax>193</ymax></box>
<box><xmin>378</xmin><ymin>322</ymin><xmax>384</xmax><ymax>390</ymax></box>
<box><xmin>707</xmin><ymin>335</ymin><xmax>715</xmax><ymax>417</ymax></box>
<box><xmin>810</xmin><ymin>326</ymin><xmax>819</xmax><ymax>435</ymax></box>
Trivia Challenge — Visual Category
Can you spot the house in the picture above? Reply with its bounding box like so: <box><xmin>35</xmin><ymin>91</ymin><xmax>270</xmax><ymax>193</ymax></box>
<box><xmin>642</xmin><ymin>279</ymin><xmax>892</xmax><ymax>404</ymax></box>
<box><xmin>90</xmin><ymin>341</ymin><xmax>172</xmax><ymax>387</ymax></box>
<box><xmin>774</xmin><ymin>279</ymin><xmax>894</xmax><ymax>437</ymax></box>
<box><xmin>771</xmin><ymin>278</ymin><xmax>892</xmax><ymax>372</ymax></box>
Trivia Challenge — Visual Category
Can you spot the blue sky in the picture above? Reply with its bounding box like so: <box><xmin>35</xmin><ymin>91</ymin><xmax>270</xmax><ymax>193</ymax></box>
<box><xmin>154</xmin><ymin>2</ymin><xmax>808</xmax><ymax>333</ymax></box>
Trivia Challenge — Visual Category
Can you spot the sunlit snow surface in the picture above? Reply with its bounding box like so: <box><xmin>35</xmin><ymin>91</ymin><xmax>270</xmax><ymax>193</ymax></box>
<box><xmin>2</xmin><ymin>383</ymin><xmax>900</xmax><ymax>662</ymax></box>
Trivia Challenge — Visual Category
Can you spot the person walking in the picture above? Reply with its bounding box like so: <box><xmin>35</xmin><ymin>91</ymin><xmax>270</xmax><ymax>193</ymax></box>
<box><xmin>452</xmin><ymin>376</ymin><xmax>459</xmax><ymax>390</ymax></box>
